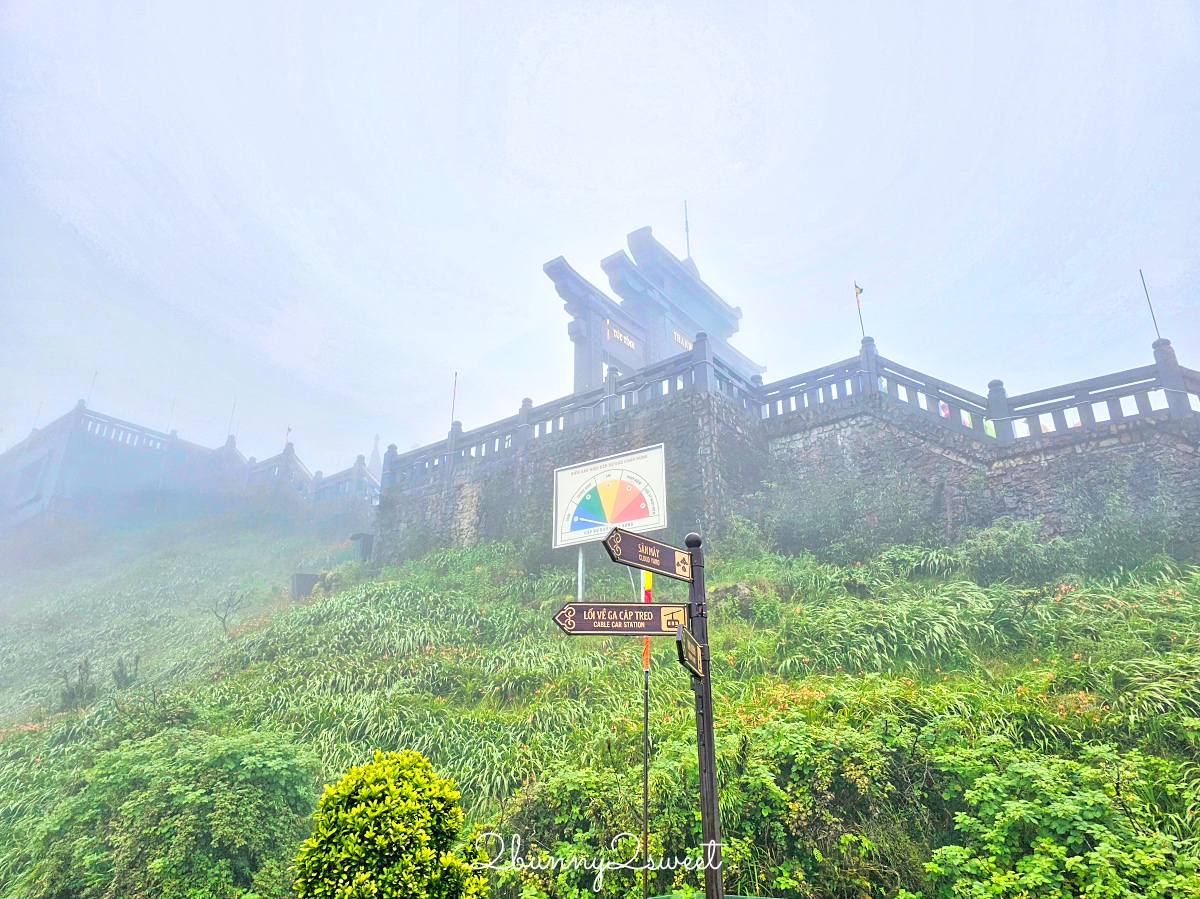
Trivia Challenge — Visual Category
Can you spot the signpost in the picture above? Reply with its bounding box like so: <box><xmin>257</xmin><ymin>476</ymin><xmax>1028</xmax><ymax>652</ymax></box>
<box><xmin>680</xmin><ymin>533</ymin><xmax>724</xmax><ymax>899</ymax></box>
<box><xmin>597</xmin><ymin>528</ymin><xmax>723</xmax><ymax>899</ymax></box>
<box><xmin>552</xmin><ymin>446</ymin><xmax>667</xmax><ymax>549</ymax></box>
<box><xmin>553</xmin><ymin>602</ymin><xmax>688</xmax><ymax>636</ymax></box>
<box><xmin>554</xmin><ymin>523</ymin><xmax>724</xmax><ymax>899</ymax></box>
<box><xmin>603</xmin><ymin>528</ymin><xmax>693</xmax><ymax>582</ymax></box>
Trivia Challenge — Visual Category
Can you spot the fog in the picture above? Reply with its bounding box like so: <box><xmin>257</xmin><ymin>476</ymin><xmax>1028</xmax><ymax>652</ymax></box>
<box><xmin>2</xmin><ymin>1</ymin><xmax>1198</xmax><ymax>472</ymax></box>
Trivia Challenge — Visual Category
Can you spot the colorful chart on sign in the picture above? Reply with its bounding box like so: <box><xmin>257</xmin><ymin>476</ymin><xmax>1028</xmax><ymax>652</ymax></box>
<box><xmin>565</xmin><ymin>469</ymin><xmax>660</xmax><ymax>535</ymax></box>
<box><xmin>552</xmin><ymin>444</ymin><xmax>667</xmax><ymax>548</ymax></box>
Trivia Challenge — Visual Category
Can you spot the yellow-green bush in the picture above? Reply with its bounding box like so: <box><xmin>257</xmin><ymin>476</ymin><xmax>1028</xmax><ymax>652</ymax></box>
<box><xmin>294</xmin><ymin>750</ymin><xmax>488</xmax><ymax>899</ymax></box>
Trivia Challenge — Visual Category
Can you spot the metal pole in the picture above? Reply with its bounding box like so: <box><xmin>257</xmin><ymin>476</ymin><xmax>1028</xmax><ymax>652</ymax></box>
<box><xmin>1140</xmin><ymin>270</ymin><xmax>1162</xmax><ymax>341</ymax></box>
<box><xmin>577</xmin><ymin>546</ymin><xmax>585</xmax><ymax>602</ymax></box>
<box><xmin>855</xmin><ymin>282</ymin><xmax>866</xmax><ymax>340</ymax></box>
<box><xmin>642</xmin><ymin>569</ymin><xmax>653</xmax><ymax>899</ymax></box>
<box><xmin>685</xmin><ymin>533</ymin><xmax>723</xmax><ymax>899</ymax></box>
<box><xmin>643</xmin><ymin>665</ymin><xmax>650</xmax><ymax>899</ymax></box>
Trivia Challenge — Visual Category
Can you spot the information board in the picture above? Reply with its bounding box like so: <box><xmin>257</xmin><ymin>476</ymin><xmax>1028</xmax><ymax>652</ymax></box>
<box><xmin>552</xmin><ymin>444</ymin><xmax>667</xmax><ymax>548</ymax></box>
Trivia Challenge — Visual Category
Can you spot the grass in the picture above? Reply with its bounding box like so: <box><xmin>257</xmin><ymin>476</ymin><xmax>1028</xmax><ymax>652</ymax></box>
<box><xmin>2</xmin><ymin>523</ymin><xmax>1200</xmax><ymax>897</ymax></box>
<box><xmin>0</xmin><ymin>513</ymin><xmax>354</xmax><ymax>718</ymax></box>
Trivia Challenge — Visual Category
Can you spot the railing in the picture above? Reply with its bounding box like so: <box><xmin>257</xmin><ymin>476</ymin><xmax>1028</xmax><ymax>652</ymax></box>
<box><xmin>712</xmin><ymin>356</ymin><xmax>763</xmax><ymax>413</ymax></box>
<box><xmin>80</xmin><ymin>410</ymin><xmax>169</xmax><ymax>452</ymax></box>
<box><xmin>1182</xmin><ymin>367</ymin><xmax>1200</xmax><ymax>409</ymax></box>
<box><xmin>384</xmin><ymin>350</ymin><xmax>705</xmax><ymax>487</ymax></box>
<box><xmin>1000</xmin><ymin>365</ymin><xmax>1163</xmax><ymax>439</ymax></box>
<box><xmin>383</xmin><ymin>336</ymin><xmax>1199</xmax><ymax>488</ymax></box>
<box><xmin>877</xmin><ymin>357</ymin><xmax>992</xmax><ymax>439</ymax></box>
<box><xmin>757</xmin><ymin>355</ymin><xmax>865</xmax><ymax>421</ymax></box>
<box><xmin>755</xmin><ymin>346</ymin><xmax>993</xmax><ymax>439</ymax></box>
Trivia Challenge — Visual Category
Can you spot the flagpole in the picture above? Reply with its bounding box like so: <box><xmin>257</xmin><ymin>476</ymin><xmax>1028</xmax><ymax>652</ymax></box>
<box><xmin>855</xmin><ymin>282</ymin><xmax>866</xmax><ymax>340</ymax></box>
<box><xmin>1139</xmin><ymin>270</ymin><xmax>1162</xmax><ymax>341</ymax></box>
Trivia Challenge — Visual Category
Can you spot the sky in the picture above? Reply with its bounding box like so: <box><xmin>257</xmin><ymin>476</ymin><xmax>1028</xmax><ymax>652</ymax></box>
<box><xmin>1</xmin><ymin>1</ymin><xmax>1198</xmax><ymax>473</ymax></box>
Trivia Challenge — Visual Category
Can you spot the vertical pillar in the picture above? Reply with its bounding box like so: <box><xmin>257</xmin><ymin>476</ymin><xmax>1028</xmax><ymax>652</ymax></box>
<box><xmin>382</xmin><ymin>444</ymin><xmax>398</xmax><ymax>488</ymax></box>
<box><xmin>605</xmin><ymin>365</ymin><xmax>620</xmax><ymax>416</ymax></box>
<box><xmin>859</xmin><ymin>336</ymin><xmax>879</xmax><ymax>395</ymax></box>
<box><xmin>987</xmin><ymin>380</ymin><xmax>1014</xmax><ymax>444</ymax></box>
<box><xmin>446</xmin><ymin>420</ymin><xmax>463</xmax><ymax>468</ymax></box>
<box><xmin>515</xmin><ymin>398</ymin><xmax>533</xmax><ymax>445</ymax></box>
<box><xmin>1154</xmin><ymin>338</ymin><xmax>1192</xmax><ymax>422</ymax></box>
<box><xmin>692</xmin><ymin>332</ymin><xmax>714</xmax><ymax>393</ymax></box>
<box><xmin>568</xmin><ymin>318</ymin><xmax>604</xmax><ymax>394</ymax></box>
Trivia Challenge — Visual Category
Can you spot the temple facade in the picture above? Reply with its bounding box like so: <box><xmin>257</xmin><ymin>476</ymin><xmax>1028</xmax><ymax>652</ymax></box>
<box><xmin>544</xmin><ymin>226</ymin><xmax>765</xmax><ymax>393</ymax></box>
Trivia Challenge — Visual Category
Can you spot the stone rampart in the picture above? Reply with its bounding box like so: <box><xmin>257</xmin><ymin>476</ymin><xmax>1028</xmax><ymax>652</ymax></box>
<box><xmin>375</xmin><ymin>335</ymin><xmax>1200</xmax><ymax>563</ymax></box>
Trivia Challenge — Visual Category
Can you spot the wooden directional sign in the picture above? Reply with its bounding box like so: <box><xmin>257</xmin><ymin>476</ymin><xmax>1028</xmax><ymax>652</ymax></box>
<box><xmin>603</xmin><ymin>528</ymin><xmax>693</xmax><ymax>582</ymax></box>
<box><xmin>676</xmin><ymin>624</ymin><xmax>705</xmax><ymax>678</ymax></box>
<box><xmin>553</xmin><ymin>601</ymin><xmax>689</xmax><ymax>636</ymax></box>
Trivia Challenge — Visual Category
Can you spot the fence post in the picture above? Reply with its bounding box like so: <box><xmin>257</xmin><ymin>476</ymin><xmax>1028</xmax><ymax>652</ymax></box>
<box><xmin>605</xmin><ymin>365</ymin><xmax>620</xmax><ymax>417</ymax></box>
<box><xmin>1154</xmin><ymin>338</ymin><xmax>1192</xmax><ymax>422</ymax></box>
<box><xmin>987</xmin><ymin>380</ymin><xmax>1014</xmax><ymax>444</ymax></box>
<box><xmin>447</xmin><ymin>420</ymin><xmax>463</xmax><ymax>467</ymax></box>
<box><xmin>751</xmin><ymin>374</ymin><xmax>765</xmax><ymax>418</ymax></box>
<box><xmin>692</xmin><ymin>332</ymin><xmax>714</xmax><ymax>393</ymax></box>
<box><xmin>859</xmin><ymin>337</ymin><xmax>879</xmax><ymax>396</ymax></box>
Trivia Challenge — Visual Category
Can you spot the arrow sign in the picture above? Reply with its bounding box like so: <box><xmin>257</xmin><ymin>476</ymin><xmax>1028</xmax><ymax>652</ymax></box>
<box><xmin>603</xmin><ymin>528</ymin><xmax>693</xmax><ymax>582</ymax></box>
<box><xmin>553</xmin><ymin>602</ymin><xmax>689</xmax><ymax>636</ymax></box>
<box><xmin>676</xmin><ymin>624</ymin><xmax>705</xmax><ymax>678</ymax></box>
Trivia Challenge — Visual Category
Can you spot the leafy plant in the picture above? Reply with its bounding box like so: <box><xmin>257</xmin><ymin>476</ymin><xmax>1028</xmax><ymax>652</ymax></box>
<box><xmin>927</xmin><ymin>737</ymin><xmax>1200</xmax><ymax>898</ymax></box>
<box><xmin>19</xmin><ymin>729</ymin><xmax>317</xmax><ymax>899</ymax></box>
<box><xmin>294</xmin><ymin>749</ymin><xmax>488</xmax><ymax>899</ymax></box>
<box><xmin>59</xmin><ymin>657</ymin><xmax>97</xmax><ymax>711</ymax></box>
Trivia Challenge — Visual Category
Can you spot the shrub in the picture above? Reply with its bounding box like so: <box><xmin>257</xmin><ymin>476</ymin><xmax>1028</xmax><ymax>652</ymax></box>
<box><xmin>953</xmin><ymin>518</ymin><xmax>1079</xmax><ymax>586</ymax></box>
<box><xmin>22</xmin><ymin>728</ymin><xmax>317</xmax><ymax>899</ymax></box>
<box><xmin>927</xmin><ymin>737</ymin><xmax>1200</xmax><ymax>898</ymax></box>
<box><xmin>294</xmin><ymin>750</ymin><xmax>488</xmax><ymax>899</ymax></box>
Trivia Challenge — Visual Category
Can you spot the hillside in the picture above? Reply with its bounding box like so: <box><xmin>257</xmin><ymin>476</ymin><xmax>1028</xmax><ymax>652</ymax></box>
<box><xmin>0</xmin><ymin>513</ymin><xmax>356</xmax><ymax>719</ymax></box>
<box><xmin>2</xmin><ymin>516</ymin><xmax>1200</xmax><ymax>897</ymax></box>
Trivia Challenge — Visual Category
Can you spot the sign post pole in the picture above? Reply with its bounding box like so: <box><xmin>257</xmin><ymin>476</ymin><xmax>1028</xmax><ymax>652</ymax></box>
<box><xmin>596</xmin><ymin>525</ymin><xmax>723</xmax><ymax>899</ymax></box>
<box><xmin>685</xmin><ymin>533</ymin><xmax>724</xmax><ymax>899</ymax></box>
<box><xmin>577</xmin><ymin>546</ymin><xmax>584</xmax><ymax>602</ymax></box>
<box><xmin>642</xmin><ymin>570</ymin><xmax>652</xmax><ymax>899</ymax></box>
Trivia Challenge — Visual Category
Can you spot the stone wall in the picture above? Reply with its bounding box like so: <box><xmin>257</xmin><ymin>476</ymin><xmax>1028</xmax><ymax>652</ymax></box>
<box><xmin>375</xmin><ymin>385</ymin><xmax>1200</xmax><ymax>564</ymax></box>
<box><xmin>374</xmin><ymin>388</ymin><xmax>766</xmax><ymax>564</ymax></box>
<box><xmin>761</xmin><ymin>394</ymin><xmax>1200</xmax><ymax>553</ymax></box>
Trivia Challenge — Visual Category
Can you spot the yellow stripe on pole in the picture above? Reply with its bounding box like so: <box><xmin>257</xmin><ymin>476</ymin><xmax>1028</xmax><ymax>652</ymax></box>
<box><xmin>642</xmin><ymin>571</ymin><xmax>653</xmax><ymax>670</ymax></box>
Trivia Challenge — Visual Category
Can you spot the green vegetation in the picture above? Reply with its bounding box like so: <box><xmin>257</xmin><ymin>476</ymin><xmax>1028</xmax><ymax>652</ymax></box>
<box><xmin>22</xmin><ymin>730</ymin><xmax>316</xmax><ymax>899</ymax></box>
<box><xmin>294</xmin><ymin>750</ymin><xmax>488</xmax><ymax>899</ymax></box>
<box><xmin>0</xmin><ymin>514</ymin><xmax>356</xmax><ymax>717</ymax></box>
<box><xmin>2</xmin><ymin>511</ymin><xmax>1200</xmax><ymax>897</ymax></box>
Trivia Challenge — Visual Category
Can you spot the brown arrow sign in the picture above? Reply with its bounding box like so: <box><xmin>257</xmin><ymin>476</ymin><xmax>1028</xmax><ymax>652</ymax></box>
<box><xmin>603</xmin><ymin>528</ymin><xmax>693</xmax><ymax>582</ymax></box>
<box><xmin>553</xmin><ymin>602</ymin><xmax>689</xmax><ymax>636</ymax></box>
<box><xmin>676</xmin><ymin>624</ymin><xmax>705</xmax><ymax>678</ymax></box>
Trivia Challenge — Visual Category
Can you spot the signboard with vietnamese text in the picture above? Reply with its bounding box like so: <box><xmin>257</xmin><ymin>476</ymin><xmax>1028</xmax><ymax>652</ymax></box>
<box><xmin>602</xmin><ymin>527</ymin><xmax>692</xmax><ymax>582</ymax></box>
<box><xmin>552</xmin><ymin>445</ymin><xmax>667</xmax><ymax>548</ymax></box>
<box><xmin>552</xmin><ymin>601</ymin><xmax>688</xmax><ymax>636</ymax></box>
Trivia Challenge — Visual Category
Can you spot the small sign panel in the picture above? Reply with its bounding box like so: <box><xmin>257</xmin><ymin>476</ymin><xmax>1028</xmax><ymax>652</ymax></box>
<box><xmin>676</xmin><ymin>624</ymin><xmax>704</xmax><ymax>678</ymax></box>
<box><xmin>602</xmin><ymin>528</ymin><xmax>692</xmax><ymax>582</ymax></box>
<box><xmin>552</xmin><ymin>445</ymin><xmax>668</xmax><ymax>548</ymax></box>
<box><xmin>553</xmin><ymin>602</ymin><xmax>688</xmax><ymax>636</ymax></box>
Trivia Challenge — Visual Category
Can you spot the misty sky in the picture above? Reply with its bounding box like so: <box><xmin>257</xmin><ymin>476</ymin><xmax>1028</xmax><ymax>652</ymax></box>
<box><xmin>2</xmin><ymin>2</ymin><xmax>1198</xmax><ymax>474</ymax></box>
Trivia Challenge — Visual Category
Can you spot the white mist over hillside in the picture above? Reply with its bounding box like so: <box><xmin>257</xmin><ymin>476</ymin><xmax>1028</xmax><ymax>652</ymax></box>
<box><xmin>2</xmin><ymin>1</ymin><xmax>1198</xmax><ymax>471</ymax></box>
